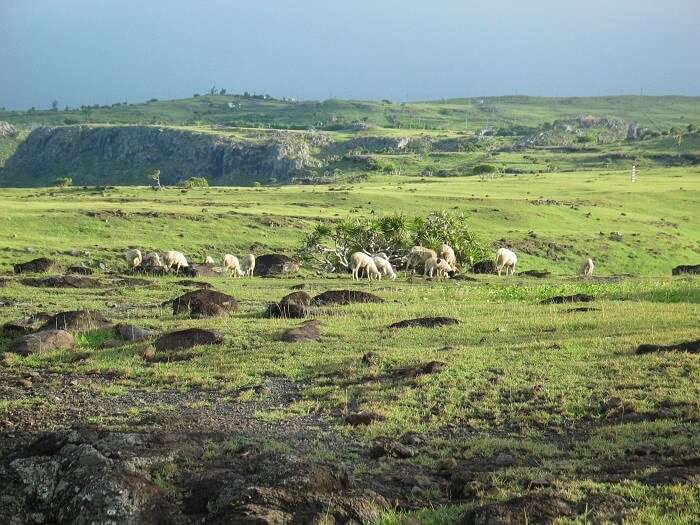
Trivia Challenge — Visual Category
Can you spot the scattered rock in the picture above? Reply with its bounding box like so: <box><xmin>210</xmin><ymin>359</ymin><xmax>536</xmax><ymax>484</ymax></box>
<box><xmin>518</xmin><ymin>269</ymin><xmax>551</xmax><ymax>278</ymax></box>
<box><xmin>540</xmin><ymin>293</ymin><xmax>594</xmax><ymax>304</ymax></box>
<box><xmin>99</xmin><ymin>339</ymin><xmax>121</xmax><ymax>349</ymax></box>
<box><xmin>389</xmin><ymin>316</ymin><xmax>459</xmax><ymax>329</ymax></box>
<box><xmin>672</xmin><ymin>264</ymin><xmax>700</xmax><ymax>276</ymax></box>
<box><xmin>153</xmin><ymin>328</ymin><xmax>223</xmax><ymax>352</ymax></box>
<box><xmin>254</xmin><ymin>253</ymin><xmax>300</xmax><ymax>276</ymax></box>
<box><xmin>566</xmin><ymin>307</ymin><xmax>600</xmax><ymax>313</ymax></box>
<box><xmin>369</xmin><ymin>440</ymin><xmax>415</xmax><ymax>459</ymax></box>
<box><xmin>13</xmin><ymin>257</ymin><xmax>59</xmax><ymax>274</ymax></box>
<box><xmin>21</xmin><ymin>275</ymin><xmax>102</xmax><ymax>288</ymax></box>
<box><xmin>39</xmin><ymin>310</ymin><xmax>111</xmax><ymax>332</ymax></box>
<box><xmin>280</xmin><ymin>290</ymin><xmax>312</xmax><ymax>306</ymax></box>
<box><xmin>636</xmin><ymin>339</ymin><xmax>700</xmax><ymax>355</ymax></box>
<box><xmin>345</xmin><ymin>412</ymin><xmax>385</xmax><ymax>426</ymax></box>
<box><xmin>461</xmin><ymin>490</ymin><xmax>575</xmax><ymax>525</ymax></box>
<box><xmin>609</xmin><ymin>231</ymin><xmax>624</xmax><ymax>242</ymax></box>
<box><xmin>172</xmin><ymin>289</ymin><xmax>239</xmax><ymax>318</ymax></box>
<box><xmin>67</xmin><ymin>265</ymin><xmax>93</xmax><ymax>275</ymax></box>
<box><xmin>281</xmin><ymin>319</ymin><xmax>321</xmax><ymax>342</ymax></box>
<box><xmin>265</xmin><ymin>302</ymin><xmax>308</xmax><ymax>319</ymax></box>
<box><xmin>471</xmin><ymin>260</ymin><xmax>496</xmax><ymax>274</ymax></box>
<box><xmin>313</xmin><ymin>290</ymin><xmax>384</xmax><ymax>305</ymax></box>
<box><xmin>115</xmin><ymin>323</ymin><xmax>155</xmax><ymax>342</ymax></box>
<box><xmin>9</xmin><ymin>330</ymin><xmax>75</xmax><ymax>356</ymax></box>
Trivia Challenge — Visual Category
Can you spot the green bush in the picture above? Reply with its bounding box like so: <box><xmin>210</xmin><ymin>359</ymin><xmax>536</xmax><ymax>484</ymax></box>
<box><xmin>472</xmin><ymin>164</ymin><xmax>498</xmax><ymax>175</ymax></box>
<box><xmin>367</xmin><ymin>157</ymin><xmax>398</xmax><ymax>174</ymax></box>
<box><xmin>53</xmin><ymin>177</ymin><xmax>73</xmax><ymax>187</ymax></box>
<box><xmin>178</xmin><ymin>177</ymin><xmax>209</xmax><ymax>188</ymax></box>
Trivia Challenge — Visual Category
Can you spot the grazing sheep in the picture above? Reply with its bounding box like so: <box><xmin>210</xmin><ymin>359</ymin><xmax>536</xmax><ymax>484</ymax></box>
<box><xmin>580</xmin><ymin>258</ymin><xmax>595</xmax><ymax>277</ymax></box>
<box><xmin>125</xmin><ymin>249</ymin><xmax>142</xmax><ymax>268</ymax></box>
<box><xmin>241</xmin><ymin>254</ymin><xmax>256</xmax><ymax>276</ymax></box>
<box><xmin>424</xmin><ymin>256</ymin><xmax>452</xmax><ymax>278</ymax></box>
<box><xmin>204</xmin><ymin>255</ymin><xmax>215</xmax><ymax>265</ymax></box>
<box><xmin>223</xmin><ymin>254</ymin><xmax>244</xmax><ymax>277</ymax></box>
<box><xmin>405</xmin><ymin>246</ymin><xmax>437</xmax><ymax>275</ymax></box>
<box><xmin>163</xmin><ymin>250</ymin><xmax>189</xmax><ymax>273</ymax></box>
<box><xmin>350</xmin><ymin>252</ymin><xmax>381</xmax><ymax>281</ymax></box>
<box><xmin>373</xmin><ymin>256</ymin><xmax>397</xmax><ymax>280</ymax></box>
<box><xmin>142</xmin><ymin>252</ymin><xmax>162</xmax><ymax>267</ymax></box>
<box><xmin>439</xmin><ymin>243</ymin><xmax>458</xmax><ymax>272</ymax></box>
<box><xmin>495</xmin><ymin>248</ymin><xmax>517</xmax><ymax>276</ymax></box>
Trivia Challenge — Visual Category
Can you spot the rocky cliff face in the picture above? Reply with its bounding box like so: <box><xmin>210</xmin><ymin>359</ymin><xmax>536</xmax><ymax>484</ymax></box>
<box><xmin>0</xmin><ymin>125</ymin><xmax>321</xmax><ymax>186</ymax></box>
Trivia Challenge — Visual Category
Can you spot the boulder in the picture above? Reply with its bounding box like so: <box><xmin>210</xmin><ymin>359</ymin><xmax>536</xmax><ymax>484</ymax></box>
<box><xmin>540</xmin><ymin>293</ymin><xmax>594</xmax><ymax>304</ymax></box>
<box><xmin>265</xmin><ymin>302</ymin><xmax>308</xmax><ymax>319</ymax></box>
<box><xmin>39</xmin><ymin>310</ymin><xmax>111</xmax><ymax>332</ymax></box>
<box><xmin>312</xmin><ymin>290</ymin><xmax>384</xmax><ymax>306</ymax></box>
<box><xmin>9</xmin><ymin>330</ymin><xmax>74</xmax><ymax>356</ymax></box>
<box><xmin>67</xmin><ymin>266</ymin><xmax>94</xmax><ymax>275</ymax></box>
<box><xmin>153</xmin><ymin>328</ymin><xmax>223</xmax><ymax>351</ymax></box>
<box><xmin>21</xmin><ymin>275</ymin><xmax>102</xmax><ymax>288</ymax></box>
<box><xmin>13</xmin><ymin>257</ymin><xmax>59</xmax><ymax>274</ymax></box>
<box><xmin>254</xmin><ymin>254</ymin><xmax>300</xmax><ymax>276</ymax></box>
<box><xmin>672</xmin><ymin>264</ymin><xmax>700</xmax><ymax>276</ymax></box>
<box><xmin>172</xmin><ymin>289</ymin><xmax>238</xmax><ymax>318</ymax></box>
<box><xmin>389</xmin><ymin>317</ymin><xmax>459</xmax><ymax>329</ymax></box>
<box><xmin>281</xmin><ymin>320</ymin><xmax>321</xmax><ymax>342</ymax></box>
<box><xmin>115</xmin><ymin>323</ymin><xmax>155</xmax><ymax>342</ymax></box>
<box><xmin>636</xmin><ymin>339</ymin><xmax>700</xmax><ymax>355</ymax></box>
<box><xmin>280</xmin><ymin>290</ymin><xmax>312</xmax><ymax>306</ymax></box>
<box><xmin>181</xmin><ymin>264</ymin><xmax>224</xmax><ymax>277</ymax></box>
<box><xmin>471</xmin><ymin>260</ymin><xmax>496</xmax><ymax>274</ymax></box>
<box><xmin>519</xmin><ymin>269</ymin><xmax>551</xmax><ymax>278</ymax></box>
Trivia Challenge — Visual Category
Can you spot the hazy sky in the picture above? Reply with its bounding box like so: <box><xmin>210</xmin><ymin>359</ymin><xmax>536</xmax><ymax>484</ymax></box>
<box><xmin>1</xmin><ymin>0</ymin><xmax>699</xmax><ymax>109</ymax></box>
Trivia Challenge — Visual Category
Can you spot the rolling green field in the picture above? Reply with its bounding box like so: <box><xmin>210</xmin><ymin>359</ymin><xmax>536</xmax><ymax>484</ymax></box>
<box><xmin>0</xmin><ymin>168</ymin><xmax>698</xmax><ymax>523</ymax></box>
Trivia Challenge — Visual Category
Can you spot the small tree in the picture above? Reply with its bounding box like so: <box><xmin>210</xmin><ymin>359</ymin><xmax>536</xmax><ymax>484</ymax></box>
<box><xmin>149</xmin><ymin>168</ymin><xmax>162</xmax><ymax>189</ymax></box>
<box><xmin>179</xmin><ymin>177</ymin><xmax>209</xmax><ymax>188</ymax></box>
<box><xmin>53</xmin><ymin>177</ymin><xmax>73</xmax><ymax>187</ymax></box>
<box><xmin>51</xmin><ymin>100</ymin><xmax>59</xmax><ymax>111</ymax></box>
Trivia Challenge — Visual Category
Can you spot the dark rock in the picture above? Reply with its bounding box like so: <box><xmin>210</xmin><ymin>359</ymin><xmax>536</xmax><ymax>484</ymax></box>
<box><xmin>280</xmin><ymin>290</ymin><xmax>312</xmax><ymax>306</ymax></box>
<box><xmin>182</xmin><ymin>264</ymin><xmax>224</xmax><ymax>277</ymax></box>
<box><xmin>281</xmin><ymin>320</ymin><xmax>321</xmax><ymax>342</ymax></box>
<box><xmin>153</xmin><ymin>328</ymin><xmax>224</xmax><ymax>351</ymax></box>
<box><xmin>177</xmin><ymin>279</ymin><xmax>213</xmax><ymax>289</ymax></box>
<box><xmin>518</xmin><ymin>269</ymin><xmax>551</xmax><ymax>278</ymax></box>
<box><xmin>99</xmin><ymin>339</ymin><xmax>121</xmax><ymax>349</ymax></box>
<box><xmin>21</xmin><ymin>275</ymin><xmax>102</xmax><ymax>288</ymax></box>
<box><xmin>172</xmin><ymin>289</ymin><xmax>238</xmax><ymax>318</ymax></box>
<box><xmin>540</xmin><ymin>293</ymin><xmax>594</xmax><ymax>304</ymax></box>
<box><xmin>369</xmin><ymin>440</ymin><xmax>415</xmax><ymax>459</ymax></box>
<box><xmin>67</xmin><ymin>265</ymin><xmax>93</xmax><ymax>275</ymax></box>
<box><xmin>265</xmin><ymin>302</ymin><xmax>308</xmax><ymax>319</ymax></box>
<box><xmin>389</xmin><ymin>316</ymin><xmax>459</xmax><ymax>329</ymax></box>
<box><xmin>460</xmin><ymin>490</ymin><xmax>575</xmax><ymax>525</ymax></box>
<box><xmin>636</xmin><ymin>339</ymin><xmax>700</xmax><ymax>355</ymax></box>
<box><xmin>0</xmin><ymin>297</ymin><xmax>17</xmax><ymax>307</ymax></box>
<box><xmin>345</xmin><ymin>412</ymin><xmax>384</xmax><ymax>426</ymax></box>
<box><xmin>129</xmin><ymin>265</ymin><xmax>170</xmax><ymax>276</ymax></box>
<box><xmin>2</xmin><ymin>322</ymin><xmax>32</xmax><ymax>336</ymax></box>
<box><xmin>254</xmin><ymin>253</ymin><xmax>300</xmax><ymax>276</ymax></box>
<box><xmin>115</xmin><ymin>323</ymin><xmax>155</xmax><ymax>342</ymax></box>
<box><xmin>312</xmin><ymin>290</ymin><xmax>384</xmax><ymax>305</ymax></box>
<box><xmin>39</xmin><ymin>310</ymin><xmax>111</xmax><ymax>332</ymax></box>
<box><xmin>392</xmin><ymin>360</ymin><xmax>446</xmax><ymax>379</ymax></box>
<box><xmin>13</xmin><ymin>257</ymin><xmax>58</xmax><ymax>274</ymax></box>
<box><xmin>672</xmin><ymin>264</ymin><xmax>700</xmax><ymax>276</ymax></box>
<box><xmin>471</xmin><ymin>260</ymin><xmax>496</xmax><ymax>274</ymax></box>
<box><xmin>9</xmin><ymin>330</ymin><xmax>74</xmax><ymax>356</ymax></box>
<box><xmin>361</xmin><ymin>351</ymin><xmax>378</xmax><ymax>366</ymax></box>
<box><xmin>566</xmin><ymin>307</ymin><xmax>600</xmax><ymax>313</ymax></box>
<box><xmin>290</xmin><ymin>283</ymin><xmax>307</xmax><ymax>290</ymax></box>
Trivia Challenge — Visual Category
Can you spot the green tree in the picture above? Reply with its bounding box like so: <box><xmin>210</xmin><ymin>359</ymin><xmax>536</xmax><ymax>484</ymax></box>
<box><xmin>53</xmin><ymin>177</ymin><xmax>72</xmax><ymax>187</ymax></box>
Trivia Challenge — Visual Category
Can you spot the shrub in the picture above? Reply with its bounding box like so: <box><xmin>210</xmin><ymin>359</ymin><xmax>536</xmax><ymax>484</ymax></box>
<box><xmin>53</xmin><ymin>177</ymin><xmax>73</xmax><ymax>187</ymax></box>
<box><xmin>179</xmin><ymin>177</ymin><xmax>209</xmax><ymax>188</ymax></box>
<box><xmin>367</xmin><ymin>157</ymin><xmax>398</xmax><ymax>174</ymax></box>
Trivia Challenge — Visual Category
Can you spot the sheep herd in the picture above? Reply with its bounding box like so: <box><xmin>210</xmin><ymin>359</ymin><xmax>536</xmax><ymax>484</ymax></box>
<box><xmin>125</xmin><ymin>245</ymin><xmax>596</xmax><ymax>280</ymax></box>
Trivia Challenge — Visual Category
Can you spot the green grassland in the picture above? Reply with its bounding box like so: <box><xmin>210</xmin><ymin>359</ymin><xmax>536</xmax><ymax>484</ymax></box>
<box><xmin>0</xmin><ymin>168</ymin><xmax>699</xmax><ymax>522</ymax></box>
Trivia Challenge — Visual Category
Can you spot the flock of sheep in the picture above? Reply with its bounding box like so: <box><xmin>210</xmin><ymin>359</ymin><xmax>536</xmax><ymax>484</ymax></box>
<box><xmin>125</xmin><ymin>245</ymin><xmax>595</xmax><ymax>280</ymax></box>
<box><xmin>124</xmin><ymin>249</ymin><xmax>256</xmax><ymax>277</ymax></box>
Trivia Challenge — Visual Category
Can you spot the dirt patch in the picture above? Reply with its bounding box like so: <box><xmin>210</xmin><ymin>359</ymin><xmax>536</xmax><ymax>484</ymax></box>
<box><xmin>345</xmin><ymin>412</ymin><xmax>385</xmax><ymax>426</ymax></box>
<box><xmin>172</xmin><ymin>290</ymin><xmax>239</xmax><ymax>318</ymax></box>
<box><xmin>265</xmin><ymin>302</ymin><xmax>308</xmax><ymax>319</ymax></box>
<box><xmin>518</xmin><ymin>269</ymin><xmax>551</xmax><ymax>278</ymax></box>
<box><xmin>313</xmin><ymin>290</ymin><xmax>384</xmax><ymax>305</ymax></box>
<box><xmin>461</xmin><ymin>490</ymin><xmax>575</xmax><ymax>524</ymax></box>
<box><xmin>67</xmin><ymin>265</ymin><xmax>93</xmax><ymax>275</ymax></box>
<box><xmin>389</xmin><ymin>317</ymin><xmax>459</xmax><ymax>329</ymax></box>
<box><xmin>672</xmin><ymin>264</ymin><xmax>700</xmax><ymax>275</ymax></box>
<box><xmin>13</xmin><ymin>257</ymin><xmax>59</xmax><ymax>274</ymax></box>
<box><xmin>153</xmin><ymin>328</ymin><xmax>224</xmax><ymax>352</ymax></box>
<box><xmin>281</xmin><ymin>320</ymin><xmax>321</xmax><ymax>342</ymax></box>
<box><xmin>280</xmin><ymin>290</ymin><xmax>312</xmax><ymax>306</ymax></box>
<box><xmin>254</xmin><ymin>254</ymin><xmax>300</xmax><ymax>277</ymax></box>
<box><xmin>541</xmin><ymin>293</ymin><xmax>594</xmax><ymax>304</ymax></box>
<box><xmin>21</xmin><ymin>275</ymin><xmax>103</xmax><ymax>288</ymax></box>
<box><xmin>8</xmin><ymin>330</ymin><xmax>75</xmax><ymax>356</ymax></box>
<box><xmin>636</xmin><ymin>339</ymin><xmax>700</xmax><ymax>355</ymax></box>
<box><xmin>641</xmin><ymin>457</ymin><xmax>700</xmax><ymax>485</ymax></box>
<box><xmin>39</xmin><ymin>310</ymin><xmax>111</xmax><ymax>332</ymax></box>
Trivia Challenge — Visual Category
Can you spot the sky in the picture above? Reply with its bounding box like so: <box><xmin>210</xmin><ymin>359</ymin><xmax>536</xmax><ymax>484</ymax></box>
<box><xmin>1</xmin><ymin>0</ymin><xmax>699</xmax><ymax>110</ymax></box>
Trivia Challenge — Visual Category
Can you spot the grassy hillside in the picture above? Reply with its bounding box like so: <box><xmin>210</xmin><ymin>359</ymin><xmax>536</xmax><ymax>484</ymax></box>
<box><xmin>0</xmin><ymin>169</ymin><xmax>698</xmax><ymax>523</ymax></box>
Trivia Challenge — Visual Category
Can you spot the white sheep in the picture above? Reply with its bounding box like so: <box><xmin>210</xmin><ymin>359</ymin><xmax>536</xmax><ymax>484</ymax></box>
<box><xmin>163</xmin><ymin>250</ymin><xmax>189</xmax><ymax>273</ymax></box>
<box><xmin>405</xmin><ymin>246</ymin><xmax>437</xmax><ymax>275</ymax></box>
<box><xmin>350</xmin><ymin>252</ymin><xmax>381</xmax><ymax>281</ymax></box>
<box><xmin>439</xmin><ymin>243</ymin><xmax>458</xmax><ymax>272</ymax></box>
<box><xmin>495</xmin><ymin>248</ymin><xmax>517</xmax><ymax>276</ymax></box>
<box><xmin>142</xmin><ymin>252</ymin><xmax>162</xmax><ymax>267</ymax></box>
<box><xmin>125</xmin><ymin>249</ymin><xmax>142</xmax><ymax>268</ymax></box>
<box><xmin>424</xmin><ymin>256</ymin><xmax>452</xmax><ymax>278</ymax></box>
<box><xmin>580</xmin><ymin>258</ymin><xmax>595</xmax><ymax>277</ymax></box>
<box><xmin>241</xmin><ymin>254</ymin><xmax>256</xmax><ymax>276</ymax></box>
<box><xmin>373</xmin><ymin>256</ymin><xmax>396</xmax><ymax>280</ymax></box>
<box><xmin>204</xmin><ymin>255</ymin><xmax>215</xmax><ymax>265</ymax></box>
<box><xmin>223</xmin><ymin>254</ymin><xmax>244</xmax><ymax>277</ymax></box>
